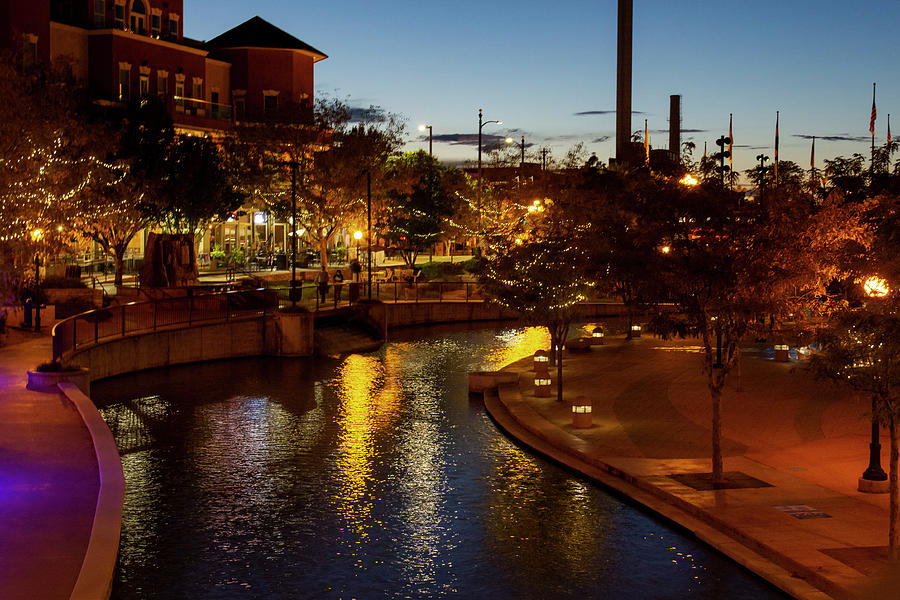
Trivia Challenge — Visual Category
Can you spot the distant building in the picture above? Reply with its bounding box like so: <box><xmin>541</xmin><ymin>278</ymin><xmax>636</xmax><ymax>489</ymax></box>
<box><xmin>2</xmin><ymin>1</ymin><xmax>328</xmax><ymax>263</ymax></box>
<box><xmin>3</xmin><ymin>1</ymin><xmax>326</xmax><ymax>135</ymax></box>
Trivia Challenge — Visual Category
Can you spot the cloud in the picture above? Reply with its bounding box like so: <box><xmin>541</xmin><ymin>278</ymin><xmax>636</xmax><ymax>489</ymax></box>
<box><xmin>681</xmin><ymin>128</ymin><xmax>708</xmax><ymax>133</ymax></box>
<box><xmin>574</xmin><ymin>110</ymin><xmax>645</xmax><ymax>116</ymax></box>
<box><xmin>793</xmin><ymin>134</ymin><xmax>868</xmax><ymax>142</ymax></box>
<box><xmin>592</xmin><ymin>135</ymin><xmax>612</xmax><ymax>143</ymax></box>
<box><xmin>349</xmin><ymin>105</ymin><xmax>390</xmax><ymax>123</ymax></box>
<box><xmin>432</xmin><ymin>133</ymin><xmax>511</xmax><ymax>147</ymax></box>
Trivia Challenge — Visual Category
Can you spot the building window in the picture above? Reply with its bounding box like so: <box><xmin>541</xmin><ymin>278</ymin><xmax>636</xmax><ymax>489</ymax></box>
<box><xmin>139</xmin><ymin>74</ymin><xmax>149</xmax><ymax>97</ymax></box>
<box><xmin>150</xmin><ymin>12</ymin><xmax>161</xmax><ymax>37</ymax></box>
<box><xmin>210</xmin><ymin>91</ymin><xmax>220</xmax><ymax>118</ymax></box>
<box><xmin>174</xmin><ymin>77</ymin><xmax>185</xmax><ymax>112</ymax></box>
<box><xmin>118</xmin><ymin>64</ymin><xmax>131</xmax><ymax>101</ymax></box>
<box><xmin>94</xmin><ymin>0</ymin><xmax>106</xmax><ymax>27</ymax></box>
<box><xmin>263</xmin><ymin>91</ymin><xmax>279</xmax><ymax>118</ymax></box>
<box><xmin>233</xmin><ymin>95</ymin><xmax>245</xmax><ymax>122</ymax></box>
<box><xmin>22</xmin><ymin>35</ymin><xmax>38</xmax><ymax>68</ymax></box>
<box><xmin>168</xmin><ymin>16</ymin><xmax>179</xmax><ymax>39</ymax></box>
<box><xmin>114</xmin><ymin>2</ymin><xmax>125</xmax><ymax>29</ymax></box>
<box><xmin>192</xmin><ymin>78</ymin><xmax>202</xmax><ymax>99</ymax></box>
<box><xmin>157</xmin><ymin>71</ymin><xmax>168</xmax><ymax>99</ymax></box>
<box><xmin>130</xmin><ymin>0</ymin><xmax>146</xmax><ymax>34</ymax></box>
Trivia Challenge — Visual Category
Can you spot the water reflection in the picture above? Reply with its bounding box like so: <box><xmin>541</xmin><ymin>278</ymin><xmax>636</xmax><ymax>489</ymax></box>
<box><xmin>93</xmin><ymin>325</ymin><xmax>789</xmax><ymax>600</ymax></box>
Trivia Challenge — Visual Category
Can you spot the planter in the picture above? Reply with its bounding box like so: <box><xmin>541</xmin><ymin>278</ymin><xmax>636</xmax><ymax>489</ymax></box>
<box><xmin>26</xmin><ymin>367</ymin><xmax>90</xmax><ymax>395</ymax></box>
<box><xmin>467</xmin><ymin>370</ymin><xmax>519</xmax><ymax>394</ymax></box>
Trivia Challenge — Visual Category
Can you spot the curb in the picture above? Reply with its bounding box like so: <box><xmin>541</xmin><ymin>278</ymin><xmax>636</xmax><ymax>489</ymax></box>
<box><xmin>486</xmin><ymin>381</ymin><xmax>839</xmax><ymax>600</ymax></box>
<box><xmin>59</xmin><ymin>382</ymin><xmax>125</xmax><ymax>600</ymax></box>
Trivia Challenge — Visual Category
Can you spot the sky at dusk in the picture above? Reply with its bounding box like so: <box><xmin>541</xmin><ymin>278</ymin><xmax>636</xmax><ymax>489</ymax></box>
<box><xmin>187</xmin><ymin>0</ymin><xmax>900</xmax><ymax>179</ymax></box>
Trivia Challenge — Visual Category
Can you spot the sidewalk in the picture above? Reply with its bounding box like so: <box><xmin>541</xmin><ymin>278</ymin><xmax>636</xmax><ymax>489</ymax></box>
<box><xmin>0</xmin><ymin>333</ymin><xmax>99</xmax><ymax>599</ymax></box>
<box><xmin>488</xmin><ymin>335</ymin><xmax>899</xmax><ymax>600</ymax></box>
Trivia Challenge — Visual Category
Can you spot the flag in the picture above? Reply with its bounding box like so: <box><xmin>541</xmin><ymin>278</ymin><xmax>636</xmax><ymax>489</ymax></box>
<box><xmin>888</xmin><ymin>114</ymin><xmax>892</xmax><ymax>145</ymax></box>
<box><xmin>644</xmin><ymin>119</ymin><xmax>650</xmax><ymax>163</ymax></box>
<box><xmin>703</xmin><ymin>141</ymin><xmax>707</xmax><ymax>159</ymax></box>
<box><xmin>728</xmin><ymin>114</ymin><xmax>733</xmax><ymax>166</ymax></box>
<box><xmin>870</xmin><ymin>82</ymin><xmax>877</xmax><ymax>135</ymax></box>
<box><xmin>811</xmin><ymin>136</ymin><xmax>815</xmax><ymax>170</ymax></box>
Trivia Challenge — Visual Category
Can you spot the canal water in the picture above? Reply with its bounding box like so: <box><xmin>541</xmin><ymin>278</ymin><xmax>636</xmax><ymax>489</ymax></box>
<box><xmin>92</xmin><ymin>324</ymin><xmax>789</xmax><ymax>599</ymax></box>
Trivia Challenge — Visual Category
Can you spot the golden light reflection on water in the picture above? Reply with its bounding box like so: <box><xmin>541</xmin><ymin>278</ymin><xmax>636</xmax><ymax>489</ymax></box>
<box><xmin>484</xmin><ymin>326</ymin><xmax>551</xmax><ymax>370</ymax></box>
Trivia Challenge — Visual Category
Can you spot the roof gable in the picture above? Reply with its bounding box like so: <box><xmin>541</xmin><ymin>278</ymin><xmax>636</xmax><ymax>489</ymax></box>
<box><xmin>205</xmin><ymin>16</ymin><xmax>326</xmax><ymax>60</ymax></box>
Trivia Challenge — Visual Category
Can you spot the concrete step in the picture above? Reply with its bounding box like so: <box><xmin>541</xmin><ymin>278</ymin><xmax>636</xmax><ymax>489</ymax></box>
<box><xmin>314</xmin><ymin>323</ymin><xmax>382</xmax><ymax>356</ymax></box>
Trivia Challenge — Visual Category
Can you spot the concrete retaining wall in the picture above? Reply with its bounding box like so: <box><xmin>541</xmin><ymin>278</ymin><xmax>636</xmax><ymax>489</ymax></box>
<box><xmin>384</xmin><ymin>302</ymin><xmax>518</xmax><ymax>329</ymax></box>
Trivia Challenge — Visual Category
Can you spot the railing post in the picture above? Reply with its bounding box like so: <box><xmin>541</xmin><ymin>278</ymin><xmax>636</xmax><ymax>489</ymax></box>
<box><xmin>465</xmin><ymin>283</ymin><xmax>470</xmax><ymax>303</ymax></box>
<box><xmin>415</xmin><ymin>281</ymin><xmax>419</xmax><ymax>303</ymax></box>
<box><xmin>394</xmin><ymin>282</ymin><xmax>398</xmax><ymax>303</ymax></box>
<box><xmin>189</xmin><ymin>294</ymin><xmax>193</xmax><ymax>326</ymax></box>
<box><xmin>226</xmin><ymin>293</ymin><xmax>231</xmax><ymax>321</ymax></box>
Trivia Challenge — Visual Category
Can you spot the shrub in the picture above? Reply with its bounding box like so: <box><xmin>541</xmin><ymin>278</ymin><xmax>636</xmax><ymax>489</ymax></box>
<box><xmin>36</xmin><ymin>360</ymin><xmax>72</xmax><ymax>372</ymax></box>
<box><xmin>419</xmin><ymin>261</ymin><xmax>464</xmax><ymax>281</ymax></box>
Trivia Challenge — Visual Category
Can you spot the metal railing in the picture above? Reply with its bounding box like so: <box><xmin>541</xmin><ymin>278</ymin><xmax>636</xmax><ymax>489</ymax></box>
<box><xmin>174</xmin><ymin>96</ymin><xmax>233</xmax><ymax>120</ymax></box>
<box><xmin>52</xmin><ymin>288</ymin><xmax>278</xmax><ymax>361</ymax></box>
<box><xmin>270</xmin><ymin>280</ymin><xmax>485</xmax><ymax>311</ymax></box>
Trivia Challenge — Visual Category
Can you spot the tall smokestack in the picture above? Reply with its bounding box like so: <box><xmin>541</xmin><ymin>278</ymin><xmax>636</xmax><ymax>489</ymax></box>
<box><xmin>615</xmin><ymin>0</ymin><xmax>632</xmax><ymax>163</ymax></box>
<box><xmin>669</xmin><ymin>94</ymin><xmax>681</xmax><ymax>158</ymax></box>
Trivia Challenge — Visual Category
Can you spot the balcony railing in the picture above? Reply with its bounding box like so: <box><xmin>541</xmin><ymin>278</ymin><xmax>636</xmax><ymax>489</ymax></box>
<box><xmin>174</xmin><ymin>96</ymin><xmax>233</xmax><ymax>120</ymax></box>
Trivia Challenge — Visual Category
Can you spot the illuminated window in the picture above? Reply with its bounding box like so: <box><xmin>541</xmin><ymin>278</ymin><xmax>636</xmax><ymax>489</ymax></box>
<box><xmin>130</xmin><ymin>0</ymin><xmax>146</xmax><ymax>34</ymax></box>
<box><xmin>118</xmin><ymin>63</ymin><xmax>131</xmax><ymax>100</ymax></box>
<box><xmin>139</xmin><ymin>66</ymin><xmax>150</xmax><ymax>97</ymax></box>
<box><xmin>94</xmin><ymin>0</ymin><xmax>106</xmax><ymax>26</ymax></box>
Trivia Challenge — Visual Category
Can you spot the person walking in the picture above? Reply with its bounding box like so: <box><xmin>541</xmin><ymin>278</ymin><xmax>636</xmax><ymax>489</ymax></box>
<box><xmin>315</xmin><ymin>265</ymin><xmax>329</xmax><ymax>305</ymax></box>
<box><xmin>333</xmin><ymin>269</ymin><xmax>345</xmax><ymax>303</ymax></box>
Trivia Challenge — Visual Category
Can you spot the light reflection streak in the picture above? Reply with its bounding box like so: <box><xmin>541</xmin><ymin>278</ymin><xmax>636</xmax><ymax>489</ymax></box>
<box><xmin>484</xmin><ymin>326</ymin><xmax>551</xmax><ymax>370</ymax></box>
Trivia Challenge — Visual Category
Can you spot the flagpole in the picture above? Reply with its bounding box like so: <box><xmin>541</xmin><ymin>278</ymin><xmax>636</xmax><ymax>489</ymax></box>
<box><xmin>870</xmin><ymin>82</ymin><xmax>877</xmax><ymax>178</ymax></box>
<box><xmin>774</xmin><ymin>111</ymin><xmax>780</xmax><ymax>186</ymax></box>
<box><xmin>728</xmin><ymin>113</ymin><xmax>734</xmax><ymax>191</ymax></box>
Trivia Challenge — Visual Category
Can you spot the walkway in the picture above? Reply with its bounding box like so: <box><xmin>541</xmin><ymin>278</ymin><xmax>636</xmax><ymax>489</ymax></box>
<box><xmin>488</xmin><ymin>336</ymin><xmax>897</xmax><ymax>600</ymax></box>
<box><xmin>0</xmin><ymin>331</ymin><xmax>99</xmax><ymax>599</ymax></box>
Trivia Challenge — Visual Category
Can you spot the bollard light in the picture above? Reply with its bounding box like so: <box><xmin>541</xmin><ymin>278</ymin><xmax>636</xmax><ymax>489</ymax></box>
<box><xmin>774</xmin><ymin>344</ymin><xmax>789</xmax><ymax>362</ymax></box>
<box><xmin>590</xmin><ymin>326</ymin><xmax>605</xmax><ymax>346</ymax></box>
<box><xmin>631</xmin><ymin>324</ymin><xmax>642</xmax><ymax>338</ymax></box>
<box><xmin>533</xmin><ymin>349</ymin><xmax>550</xmax><ymax>371</ymax></box>
<box><xmin>571</xmin><ymin>395</ymin><xmax>593</xmax><ymax>429</ymax></box>
<box><xmin>534</xmin><ymin>364</ymin><xmax>552</xmax><ymax>397</ymax></box>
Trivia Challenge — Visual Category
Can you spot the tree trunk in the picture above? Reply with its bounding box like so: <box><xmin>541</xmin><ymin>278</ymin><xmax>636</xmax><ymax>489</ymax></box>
<box><xmin>557</xmin><ymin>353</ymin><xmax>564</xmax><ymax>404</ymax></box>
<box><xmin>114</xmin><ymin>245</ymin><xmax>126</xmax><ymax>287</ymax></box>
<box><xmin>319</xmin><ymin>238</ymin><xmax>328</xmax><ymax>269</ymax></box>
<box><xmin>890</xmin><ymin>416</ymin><xmax>898</xmax><ymax>560</ymax></box>
<box><xmin>626</xmin><ymin>308</ymin><xmax>634</xmax><ymax>340</ymax></box>
<box><xmin>712</xmin><ymin>386</ymin><xmax>724</xmax><ymax>485</ymax></box>
<box><xmin>549</xmin><ymin>327</ymin><xmax>558</xmax><ymax>367</ymax></box>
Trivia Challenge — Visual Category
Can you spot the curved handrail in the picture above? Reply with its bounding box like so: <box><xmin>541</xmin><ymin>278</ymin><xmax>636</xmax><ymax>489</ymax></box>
<box><xmin>52</xmin><ymin>288</ymin><xmax>278</xmax><ymax>362</ymax></box>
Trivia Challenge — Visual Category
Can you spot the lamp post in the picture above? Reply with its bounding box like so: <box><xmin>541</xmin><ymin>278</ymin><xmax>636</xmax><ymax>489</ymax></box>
<box><xmin>477</xmin><ymin>108</ymin><xmax>502</xmax><ymax>240</ymax></box>
<box><xmin>284</xmin><ymin>160</ymin><xmax>300</xmax><ymax>307</ymax></box>
<box><xmin>418</xmin><ymin>124</ymin><xmax>433</xmax><ymax>156</ymax></box>
<box><xmin>366</xmin><ymin>170</ymin><xmax>373</xmax><ymax>299</ymax></box>
<box><xmin>861</xmin><ymin>276</ymin><xmax>889</xmax><ymax>486</ymax></box>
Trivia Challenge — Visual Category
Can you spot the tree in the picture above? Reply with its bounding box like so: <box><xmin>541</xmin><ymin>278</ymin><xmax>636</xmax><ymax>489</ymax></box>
<box><xmin>382</xmin><ymin>151</ymin><xmax>467</xmax><ymax>268</ymax></box>
<box><xmin>480</xmin><ymin>235</ymin><xmax>591</xmax><ymax>403</ymax></box>
<box><xmin>813</xmin><ymin>307</ymin><xmax>900</xmax><ymax>558</ymax></box>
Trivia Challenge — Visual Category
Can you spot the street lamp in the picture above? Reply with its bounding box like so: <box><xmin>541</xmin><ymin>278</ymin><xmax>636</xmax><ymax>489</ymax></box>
<box><xmin>860</xmin><ymin>276</ymin><xmax>890</xmax><ymax>487</ymax></box>
<box><xmin>354</xmin><ymin>230</ymin><xmax>362</xmax><ymax>263</ymax></box>
<box><xmin>478</xmin><ymin>109</ymin><xmax>503</xmax><ymax>239</ymax></box>
<box><xmin>418</xmin><ymin>124</ymin><xmax>433</xmax><ymax>156</ymax></box>
<box><xmin>284</xmin><ymin>160</ymin><xmax>301</xmax><ymax>307</ymax></box>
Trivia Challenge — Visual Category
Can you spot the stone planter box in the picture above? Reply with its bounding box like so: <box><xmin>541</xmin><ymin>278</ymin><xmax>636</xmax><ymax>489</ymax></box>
<box><xmin>26</xmin><ymin>367</ymin><xmax>91</xmax><ymax>395</ymax></box>
<box><xmin>468</xmin><ymin>370</ymin><xmax>519</xmax><ymax>394</ymax></box>
<box><xmin>44</xmin><ymin>288</ymin><xmax>102</xmax><ymax>309</ymax></box>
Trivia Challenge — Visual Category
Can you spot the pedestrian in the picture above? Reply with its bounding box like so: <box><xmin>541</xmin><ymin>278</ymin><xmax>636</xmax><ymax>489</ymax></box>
<box><xmin>333</xmin><ymin>269</ymin><xmax>344</xmax><ymax>302</ymax></box>
<box><xmin>315</xmin><ymin>265</ymin><xmax>329</xmax><ymax>304</ymax></box>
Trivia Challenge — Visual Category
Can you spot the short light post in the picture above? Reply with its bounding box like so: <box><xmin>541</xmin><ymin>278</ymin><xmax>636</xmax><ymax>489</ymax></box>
<box><xmin>354</xmin><ymin>230</ymin><xmax>362</xmax><ymax>261</ymax></box>
<box><xmin>590</xmin><ymin>326</ymin><xmax>605</xmax><ymax>346</ymax></box>
<box><xmin>534</xmin><ymin>364</ymin><xmax>552</xmax><ymax>398</ymax></box>
<box><xmin>571</xmin><ymin>396</ymin><xmax>593</xmax><ymax>429</ymax></box>
<box><xmin>533</xmin><ymin>349</ymin><xmax>550</xmax><ymax>371</ymax></box>
<box><xmin>773</xmin><ymin>343</ymin><xmax>789</xmax><ymax>362</ymax></box>
<box><xmin>631</xmin><ymin>324</ymin><xmax>642</xmax><ymax>338</ymax></box>
<box><xmin>418</xmin><ymin>124</ymin><xmax>433</xmax><ymax>156</ymax></box>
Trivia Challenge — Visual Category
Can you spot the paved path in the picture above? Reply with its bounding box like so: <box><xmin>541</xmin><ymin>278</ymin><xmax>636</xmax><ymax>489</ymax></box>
<box><xmin>0</xmin><ymin>333</ymin><xmax>98</xmax><ymax>599</ymax></box>
<box><xmin>489</xmin><ymin>336</ymin><xmax>899</xmax><ymax>600</ymax></box>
